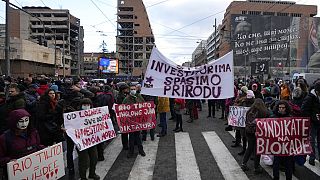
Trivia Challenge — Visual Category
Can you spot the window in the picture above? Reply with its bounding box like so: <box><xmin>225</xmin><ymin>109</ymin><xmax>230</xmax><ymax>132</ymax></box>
<box><xmin>134</xmin><ymin>24</ymin><xmax>140</xmax><ymax>26</ymax></box>
<box><xmin>263</xmin><ymin>12</ymin><xmax>275</xmax><ymax>16</ymax></box>
<box><xmin>291</xmin><ymin>13</ymin><xmax>301</xmax><ymax>17</ymax></box>
<box><xmin>248</xmin><ymin>11</ymin><xmax>261</xmax><ymax>15</ymax></box>
<box><xmin>241</xmin><ymin>11</ymin><xmax>247</xmax><ymax>15</ymax></box>
<box><xmin>278</xmin><ymin>12</ymin><xmax>289</xmax><ymax>16</ymax></box>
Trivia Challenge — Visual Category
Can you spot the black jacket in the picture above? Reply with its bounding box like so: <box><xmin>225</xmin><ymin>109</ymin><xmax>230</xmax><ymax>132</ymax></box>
<box><xmin>301</xmin><ymin>90</ymin><xmax>320</xmax><ymax>126</ymax></box>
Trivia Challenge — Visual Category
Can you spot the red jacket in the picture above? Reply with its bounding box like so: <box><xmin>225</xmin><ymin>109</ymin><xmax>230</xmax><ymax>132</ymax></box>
<box><xmin>36</xmin><ymin>84</ymin><xmax>49</xmax><ymax>96</ymax></box>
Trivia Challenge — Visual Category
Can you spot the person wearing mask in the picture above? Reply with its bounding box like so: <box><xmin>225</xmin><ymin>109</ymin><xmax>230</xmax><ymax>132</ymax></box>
<box><xmin>157</xmin><ymin>97</ymin><xmax>170</xmax><ymax>137</ymax></box>
<box><xmin>37</xmin><ymin>89</ymin><xmax>64</xmax><ymax>146</ymax></box>
<box><xmin>76</xmin><ymin>98</ymin><xmax>100</xmax><ymax>180</ymax></box>
<box><xmin>173</xmin><ymin>98</ymin><xmax>185</xmax><ymax>132</ymax></box>
<box><xmin>241</xmin><ymin>99</ymin><xmax>269</xmax><ymax>173</ymax></box>
<box><xmin>116</xmin><ymin>83</ymin><xmax>130</xmax><ymax>150</ymax></box>
<box><xmin>0</xmin><ymin>109</ymin><xmax>44</xmax><ymax>179</ymax></box>
<box><xmin>301</xmin><ymin>82</ymin><xmax>320</xmax><ymax>166</ymax></box>
<box><xmin>272</xmin><ymin>101</ymin><xmax>294</xmax><ymax>180</ymax></box>
<box><xmin>123</xmin><ymin>84</ymin><xmax>146</xmax><ymax>158</ymax></box>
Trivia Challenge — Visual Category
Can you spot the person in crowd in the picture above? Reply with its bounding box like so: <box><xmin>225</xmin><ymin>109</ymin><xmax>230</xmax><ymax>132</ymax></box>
<box><xmin>141</xmin><ymin>93</ymin><xmax>157</xmax><ymax>141</ymax></box>
<box><xmin>6</xmin><ymin>83</ymin><xmax>26</xmax><ymax>114</ymax></box>
<box><xmin>207</xmin><ymin>99</ymin><xmax>216</xmax><ymax>118</ymax></box>
<box><xmin>173</xmin><ymin>98</ymin><xmax>185</xmax><ymax>132</ymax></box>
<box><xmin>241</xmin><ymin>98</ymin><xmax>269</xmax><ymax>173</ymax></box>
<box><xmin>0</xmin><ymin>109</ymin><xmax>44</xmax><ymax>179</ymax></box>
<box><xmin>50</xmin><ymin>84</ymin><xmax>62</xmax><ymax>101</ymax></box>
<box><xmin>219</xmin><ymin>99</ymin><xmax>226</xmax><ymax>119</ymax></box>
<box><xmin>94</xmin><ymin>85</ymin><xmax>115</xmax><ymax>161</ymax></box>
<box><xmin>76</xmin><ymin>98</ymin><xmax>100</xmax><ymax>180</ymax></box>
<box><xmin>63</xmin><ymin>80</ymin><xmax>94</xmax><ymax>176</ymax></box>
<box><xmin>270</xmin><ymin>80</ymin><xmax>280</xmax><ymax>99</ymax></box>
<box><xmin>24</xmin><ymin>84</ymin><xmax>40</xmax><ymax>128</ymax></box>
<box><xmin>301</xmin><ymin>82</ymin><xmax>320</xmax><ymax>166</ymax></box>
<box><xmin>157</xmin><ymin>96</ymin><xmax>170</xmax><ymax>137</ymax></box>
<box><xmin>116</xmin><ymin>83</ymin><xmax>130</xmax><ymax>150</ymax></box>
<box><xmin>36</xmin><ymin>79</ymin><xmax>49</xmax><ymax>96</ymax></box>
<box><xmin>231</xmin><ymin>86</ymin><xmax>249</xmax><ymax>148</ymax></box>
<box><xmin>280</xmin><ymin>81</ymin><xmax>291</xmax><ymax>100</ymax></box>
<box><xmin>296</xmin><ymin>79</ymin><xmax>308</xmax><ymax>99</ymax></box>
<box><xmin>272</xmin><ymin>101</ymin><xmax>294</xmax><ymax>180</ymax></box>
<box><xmin>37</xmin><ymin>89</ymin><xmax>64</xmax><ymax>146</ymax></box>
<box><xmin>169</xmin><ymin>98</ymin><xmax>176</xmax><ymax>120</ymax></box>
<box><xmin>291</xmin><ymin>87</ymin><xmax>303</xmax><ymax>107</ymax></box>
<box><xmin>123</xmin><ymin>84</ymin><xmax>146</xmax><ymax>158</ymax></box>
<box><xmin>187</xmin><ymin>99</ymin><xmax>198</xmax><ymax>123</ymax></box>
<box><xmin>0</xmin><ymin>92</ymin><xmax>7</xmax><ymax>134</ymax></box>
<box><xmin>252</xmin><ymin>83</ymin><xmax>263</xmax><ymax>99</ymax></box>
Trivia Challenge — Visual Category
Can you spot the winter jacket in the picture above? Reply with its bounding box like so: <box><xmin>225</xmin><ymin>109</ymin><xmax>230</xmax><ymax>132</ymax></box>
<box><xmin>280</xmin><ymin>85</ymin><xmax>290</xmax><ymax>100</ymax></box>
<box><xmin>95</xmin><ymin>91</ymin><xmax>115</xmax><ymax>114</ymax></box>
<box><xmin>0</xmin><ymin>109</ymin><xmax>43</xmax><ymax>166</ymax></box>
<box><xmin>245</xmin><ymin>109</ymin><xmax>269</xmax><ymax>134</ymax></box>
<box><xmin>301</xmin><ymin>89</ymin><xmax>320</xmax><ymax>126</ymax></box>
<box><xmin>116</xmin><ymin>92</ymin><xmax>127</xmax><ymax>104</ymax></box>
<box><xmin>174</xmin><ymin>99</ymin><xmax>185</xmax><ymax>115</ymax></box>
<box><xmin>5</xmin><ymin>93</ymin><xmax>26</xmax><ymax>114</ymax></box>
<box><xmin>122</xmin><ymin>94</ymin><xmax>144</xmax><ymax>105</ymax></box>
<box><xmin>157</xmin><ymin>97</ymin><xmax>170</xmax><ymax>113</ymax></box>
<box><xmin>24</xmin><ymin>90</ymin><xmax>39</xmax><ymax>113</ymax></box>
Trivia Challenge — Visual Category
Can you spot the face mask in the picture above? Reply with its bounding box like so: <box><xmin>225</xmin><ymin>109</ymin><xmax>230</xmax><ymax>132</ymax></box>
<box><xmin>17</xmin><ymin>116</ymin><xmax>29</xmax><ymax>130</ymax></box>
<box><xmin>130</xmin><ymin>90</ymin><xmax>136</xmax><ymax>96</ymax></box>
<box><xmin>81</xmin><ymin>105</ymin><xmax>91</xmax><ymax>110</ymax></box>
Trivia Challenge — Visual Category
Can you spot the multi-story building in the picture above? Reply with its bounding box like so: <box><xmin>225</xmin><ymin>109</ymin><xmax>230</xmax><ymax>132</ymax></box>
<box><xmin>5</xmin><ymin>6</ymin><xmax>84</xmax><ymax>76</ymax></box>
<box><xmin>206</xmin><ymin>25</ymin><xmax>221</xmax><ymax>62</ymax></box>
<box><xmin>219</xmin><ymin>0</ymin><xmax>318</xmax><ymax>77</ymax></box>
<box><xmin>192</xmin><ymin>40</ymin><xmax>207</xmax><ymax>66</ymax></box>
<box><xmin>116</xmin><ymin>0</ymin><xmax>155</xmax><ymax>78</ymax></box>
<box><xmin>83</xmin><ymin>52</ymin><xmax>116</xmax><ymax>77</ymax></box>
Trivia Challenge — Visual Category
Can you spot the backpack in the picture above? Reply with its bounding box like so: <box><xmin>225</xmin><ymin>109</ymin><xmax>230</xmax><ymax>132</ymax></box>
<box><xmin>288</xmin><ymin>101</ymin><xmax>302</xmax><ymax>116</ymax></box>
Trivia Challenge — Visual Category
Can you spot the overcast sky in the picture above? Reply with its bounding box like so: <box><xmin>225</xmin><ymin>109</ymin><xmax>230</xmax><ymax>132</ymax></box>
<box><xmin>0</xmin><ymin>0</ymin><xmax>319</xmax><ymax>64</ymax></box>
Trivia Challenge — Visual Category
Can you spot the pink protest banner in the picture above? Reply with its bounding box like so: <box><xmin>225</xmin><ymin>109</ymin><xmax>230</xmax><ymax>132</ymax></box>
<box><xmin>115</xmin><ymin>101</ymin><xmax>156</xmax><ymax>133</ymax></box>
<box><xmin>7</xmin><ymin>143</ymin><xmax>65</xmax><ymax>180</ymax></box>
<box><xmin>227</xmin><ymin>106</ymin><xmax>250</xmax><ymax>127</ymax></box>
<box><xmin>256</xmin><ymin>117</ymin><xmax>312</xmax><ymax>156</ymax></box>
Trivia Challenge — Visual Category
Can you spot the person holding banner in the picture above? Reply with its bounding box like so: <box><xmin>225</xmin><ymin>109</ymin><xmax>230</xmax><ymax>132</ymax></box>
<box><xmin>76</xmin><ymin>98</ymin><xmax>100</xmax><ymax>180</ymax></box>
<box><xmin>122</xmin><ymin>84</ymin><xmax>146</xmax><ymax>158</ymax></box>
<box><xmin>272</xmin><ymin>101</ymin><xmax>294</xmax><ymax>180</ymax></box>
<box><xmin>0</xmin><ymin>109</ymin><xmax>44</xmax><ymax>179</ymax></box>
<box><xmin>241</xmin><ymin>99</ymin><xmax>269</xmax><ymax>173</ymax></box>
<box><xmin>116</xmin><ymin>83</ymin><xmax>130</xmax><ymax>150</ymax></box>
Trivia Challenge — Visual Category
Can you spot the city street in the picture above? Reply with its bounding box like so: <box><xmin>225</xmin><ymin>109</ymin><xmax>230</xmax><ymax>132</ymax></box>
<box><xmin>62</xmin><ymin>103</ymin><xmax>320</xmax><ymax>180</ymax></box>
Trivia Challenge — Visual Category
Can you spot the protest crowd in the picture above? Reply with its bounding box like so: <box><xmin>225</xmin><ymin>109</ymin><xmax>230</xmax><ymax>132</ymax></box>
<box><xmin>0</xmin><ymin>72</ymin><xmax>319</xmax><ymax>180</ymax></box>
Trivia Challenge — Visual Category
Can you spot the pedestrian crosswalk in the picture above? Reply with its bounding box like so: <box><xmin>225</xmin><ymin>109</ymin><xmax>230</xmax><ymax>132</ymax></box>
<box><xmin>87</xmin><ymin>130</ymin><xmax>320</xmax><ymax>180</ymax></box>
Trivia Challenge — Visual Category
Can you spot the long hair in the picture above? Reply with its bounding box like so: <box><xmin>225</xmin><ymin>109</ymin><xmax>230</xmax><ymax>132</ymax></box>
<box><xmin>248</xmin><ymin>98</ymin><xmax>268</xmax><ymax>117</ymax></box>
<box><xmin>273</xmin><ymin>100</ymin><xmax>291</xmax><ymax>116</ymax></box>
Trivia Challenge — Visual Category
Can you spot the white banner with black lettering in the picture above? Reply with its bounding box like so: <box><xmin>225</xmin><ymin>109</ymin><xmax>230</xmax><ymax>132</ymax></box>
<box><xmin>141</xmin><ymin>48</ymin><xmax>234</xmax><ymax>99</ymax></box>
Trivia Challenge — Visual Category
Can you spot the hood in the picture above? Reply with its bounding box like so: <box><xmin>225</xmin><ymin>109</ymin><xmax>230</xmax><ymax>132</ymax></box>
<box><xmin>7</xmin><ymin>109</ymin><xmax>30</xmax><ymax>130</ymax></box>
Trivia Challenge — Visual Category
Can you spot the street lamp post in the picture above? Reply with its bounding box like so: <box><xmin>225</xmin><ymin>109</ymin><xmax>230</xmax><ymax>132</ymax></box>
<box><xmin>5</xmin><ymin>0</ymin><xmax>10</xmax><ymax>76</ymax></box>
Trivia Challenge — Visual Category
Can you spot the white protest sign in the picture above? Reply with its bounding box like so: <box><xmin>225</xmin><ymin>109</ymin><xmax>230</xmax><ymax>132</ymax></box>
<box><xmin>141</xmin><ymin>48</ymin><xmax>234</xmax><ymax>99</ymax></box>
<box><xmin>227</xmin><ymin>106</ymin><xmax>250</xmax><ymax>127</ymax></box>
<box><xmin>64</xmin><ymin>106</ymin><xmax>116</xmax><ymax>151</ymax></box>
<box><xmin>7</xmin><ymin>143</ymin><xmax>65</xmax><ymax>180</ymax></box>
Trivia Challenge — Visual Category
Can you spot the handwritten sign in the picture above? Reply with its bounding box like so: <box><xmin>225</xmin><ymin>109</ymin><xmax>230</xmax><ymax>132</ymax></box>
<box><xmin>227</xmin><ymin>106</ymin><xmax>250</xmax><ymax>127</ymax></box>
<box><xmin>64</xmin><ymin>106</ymin><xmax>116</xmax><ymax>151</ymax></box>
<box><xmin>256</xmin><ymin>117</ymin><xmax>312</xmax><ymax>156</ymax></box>
<box><xmin>7</xmin><ymin>143</ymin><xmax>65</xmax><ymax>180</ymax></box>
<box><xmin>141</xmin><ymin>48</ymin><xmax>234</xmax><ymax>99</ymax></box>
<box><xmin>115</xmin><ymin>102</ymin><xmax>156</xmax><ymax>133</ymax></box>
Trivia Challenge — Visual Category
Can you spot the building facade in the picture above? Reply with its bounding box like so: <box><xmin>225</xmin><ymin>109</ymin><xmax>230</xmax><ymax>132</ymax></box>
<box><xmin>192</xmin><ymin>40</ymin><xmax>207</xmax><ymax>66</ymax></box>
<box><xmin>5</xmin><ymin>6</ymin><xmax>83</xmax><ymax>76</ymax></box>
<box><xmin>219</xmin><ymin>0</ymin><xmax>317</xmax><ymax>77</ymax></box>
<box><xmin>206</xmin><ymin>25</ymin><xmax>221</xmax><ymax>62</ymax></box>
<box><xmin>116</xmin><ymin>0</ymin><xmax>155</xmax><ymax>77</ymax></box>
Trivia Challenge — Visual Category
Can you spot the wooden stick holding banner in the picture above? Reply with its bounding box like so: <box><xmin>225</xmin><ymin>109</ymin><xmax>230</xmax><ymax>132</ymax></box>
<box><xmin>63</xmin><ymin>106</ymin><xmax>116</xmax><ymax>151</ymax></box>
<box><xmin>7</xmin><ymin>143</ymin><xmax>65</xmax><ymax>180</ymax></box>
<box><xmin>227</xmin><ymin>106</ymin><xmax>250</xmax><ymax>127</ymax></box>
<box><xmin>115</xmin><ymin>101</ymin><xmax>156</xmax><ymax>133</ymax></box>
<box><xmin>256</xmin><ymin>117</ymin><xmax>312</xmax><ymax>156</ymax></box>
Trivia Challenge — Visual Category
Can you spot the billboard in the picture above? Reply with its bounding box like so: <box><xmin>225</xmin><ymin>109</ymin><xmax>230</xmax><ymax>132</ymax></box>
<box><xmin>99</xmin><ymin>57</ymin><xmax>119</xmax><ymax>74</ymax></box>
<box><xmin>231</xmin><ymin>15</ymin><xmax>320</xmax><ymax>73</ymax></box>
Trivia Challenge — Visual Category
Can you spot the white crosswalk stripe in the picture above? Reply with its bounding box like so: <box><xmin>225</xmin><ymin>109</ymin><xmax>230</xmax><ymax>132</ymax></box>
<box><xmin>203</xmin><ymin>131</ymin><xmax>250</xmax><ymax>180</ymax></box>
<box><xmin>128</xmin><ymin>137</ymin><xmax>160</xmax><ymax>180</ymax></box>
<box><xmin>228</xmin><ymin>131</ymin><xmax>299</xmax><ymax>180</ymax></box>
<box><xmin>96</xmin><ymin>135</ymin><xmax>123</xmax><ymax>177</ymax></box>
<box><xmin>175</xmin><ymin>132</ymin><xmax>202</xmax><ymax>180</ymax></box>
